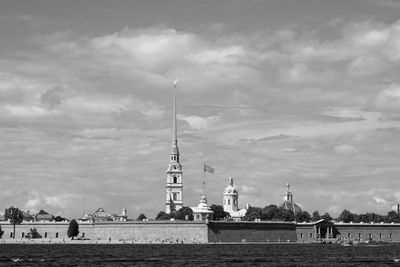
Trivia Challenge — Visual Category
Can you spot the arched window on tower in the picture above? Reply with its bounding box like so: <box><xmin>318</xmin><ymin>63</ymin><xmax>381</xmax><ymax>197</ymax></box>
<box><xmin>173</xmin><ymin>176</ymin><xmax>177</xmax><ymax>183</ymax></box>
<box><xmin>228</xmin><ymin>199</ymin><xmax>231</xmax><ymax>205</ymax></box>
<box><xmin>173</xmin><ymin>193</ymin><xmax>178</xmax><ymax>201</ymax></box>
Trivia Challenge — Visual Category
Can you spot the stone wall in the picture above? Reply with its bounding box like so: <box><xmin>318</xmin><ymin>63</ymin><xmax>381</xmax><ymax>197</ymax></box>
<box><xmin>208</xmin><ymin>221</ymin><xmax>297</xmax><ymax>243</ymax></box>
<box><xmin>296</xmin><ymin>222</ymin><xmax>400</xmax><ymax>243</ymax></box>
<box><xmin>0</xmin><ymin>221</ymin><xmax>208</xmax><ymax>243</ymax></box>
<box><xmin>335</xmin><ymin>223</ymin><xmax>400</xmax><ymax>242</ymax></box>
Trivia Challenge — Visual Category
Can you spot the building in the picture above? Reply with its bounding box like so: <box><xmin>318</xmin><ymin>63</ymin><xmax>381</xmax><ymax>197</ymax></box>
<box><xmin>81</xmin><ymin>207</ymin><xmax>127</xmax><ymax>222</ymax></box>
<box><xmin>191</xmin><ymin>195</ymin><xmax>213</xmax><ymax>221</ymax></box>
<box><xmin>280</xmin><ymin>183</ymin><xmax>302</xmax><ymax>214</ymax></box>
<box><xmin>223</xmin><ymin>177</ymin><xmax>247</xmax><ymax>220</ymax></box>
<box><xmin>165</xmin><ymin>81</ymin><xmax>183</xmax><ymax>213</ymax></box>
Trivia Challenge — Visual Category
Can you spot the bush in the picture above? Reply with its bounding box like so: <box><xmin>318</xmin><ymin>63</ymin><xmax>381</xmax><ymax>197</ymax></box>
<box><xmin>25</xmin><ymin>228</ymin><xmax>42</xmax><ymax>239</ymax></box>
<box><xmin>67</xmin><ymin>219</ymin><xmax>79</xmax><ymax>239</ymax></box>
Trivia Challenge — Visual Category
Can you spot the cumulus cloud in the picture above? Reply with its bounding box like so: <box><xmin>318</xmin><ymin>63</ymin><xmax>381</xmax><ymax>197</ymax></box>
<box><xmin>179</xmin><ymin>115</ymin><xmax>220</xmax><ymax>130</ymax></box>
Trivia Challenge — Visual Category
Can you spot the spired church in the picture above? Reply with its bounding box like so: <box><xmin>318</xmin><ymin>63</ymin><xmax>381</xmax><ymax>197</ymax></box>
<box><xmin>163</xmin><ymin>81</ymin><xmax>300</xmax><ymax>220</ymax></box>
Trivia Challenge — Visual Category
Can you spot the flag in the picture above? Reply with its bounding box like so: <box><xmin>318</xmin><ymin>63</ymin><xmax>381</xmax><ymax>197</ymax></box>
<box><xmin>204</xmin><ymin>164</ymin><xmax>214</xmax><ymax>174</ymax></box>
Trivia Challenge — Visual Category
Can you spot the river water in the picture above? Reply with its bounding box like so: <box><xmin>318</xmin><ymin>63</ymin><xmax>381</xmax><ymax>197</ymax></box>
<box><xmin>1</xmin><ymin>243</ymin><xmax>400</xmax><ymax>266</ymax></box>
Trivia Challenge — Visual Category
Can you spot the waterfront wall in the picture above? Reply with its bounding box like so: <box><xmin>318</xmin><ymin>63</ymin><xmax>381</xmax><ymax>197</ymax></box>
<box><xmin>296</xmin><ymin>222</ymin><xmax>400</xmax><ymax>243</ymax></box>
<box><xmin>208</xmin><ymin>221</ymin><xmax>297</xmax><ymax>243</ymax></box>
<box><xmin>0</xmin><ymin>221</ymin><xmax>208</xmax><ymax>243</ymax></box>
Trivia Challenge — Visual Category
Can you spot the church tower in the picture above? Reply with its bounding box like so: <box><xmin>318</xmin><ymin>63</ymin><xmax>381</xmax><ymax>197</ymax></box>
<box><xmin>165</xmin><ymin>81</ymin><xmax>183</xmax><ymax>213</ymax></box>
<box><xmin>223</xmin><ymin>177</ymin><xmax>238</xmax><ymax>213</ymax></box>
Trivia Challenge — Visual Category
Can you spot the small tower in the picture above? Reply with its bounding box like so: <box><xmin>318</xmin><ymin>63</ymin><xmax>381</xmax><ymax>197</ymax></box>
<box><xmin>223</xmin><ymin>177</ymin><xmax>238</xmax><ymax>213</ymax></box>
<box><xmin>165</xmin><ymin>81</ymin><xmax>183</xmax><ymax>213</ymax></box>
<box><xmin>280</xmin><ymin>183</ymin><xmax>302</xmax><ymax>214</ymax></box>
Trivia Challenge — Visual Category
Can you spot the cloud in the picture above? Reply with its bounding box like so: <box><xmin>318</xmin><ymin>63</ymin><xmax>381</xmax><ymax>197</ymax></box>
<box><xmin>179</xmin><ymin>115</ymin><xmax>220</xmax><ymax>130</ymax></box>
<box><xmin>375</xmin><ymin>84</ymin><xmax>400</xmax><ymax>111</ymax></box>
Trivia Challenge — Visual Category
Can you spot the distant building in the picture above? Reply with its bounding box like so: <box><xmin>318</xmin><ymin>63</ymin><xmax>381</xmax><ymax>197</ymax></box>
<box><xmin>21</xmin><ymin>211</ymin><xmax>35</xmax><ymax>222</ymax></box>
<box><xmin>191</xmin><ymin>195</ymin><xmax>213</xmax><ymax>221</ymax></box>
<box><xmin>35</xmin><ymin>213</ymin><xmax>54</xmax><ymax>222</ymax></box>
<box><xmin>0</xmin><ymin>210</ymin><xmax>4</xmax><ymax>221</ymax></box>
<box><xmin>81</xmin><ymin>207</ymin><xmax>128</xmax><ymax>222</ymax></box>
<box><xmin>223</xmin><ymin>177</ymin><xmax>247</xmax><ymax>220</ymax></box>
<box><xmin>280</xmin><ymin>183</ymin><xmax>302</xmax><ymax>214</ymax></box>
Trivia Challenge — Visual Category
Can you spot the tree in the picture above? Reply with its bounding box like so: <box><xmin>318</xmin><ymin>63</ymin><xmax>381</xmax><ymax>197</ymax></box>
<box><xmin>210</xmin><ymin>205</ymin><xmax>229</xmax><ymax>221</ymax></box>
<box><xmin>337</xmin><ymin>209</ymin><xmax>354</xmax><ymax>223</ymax></box>
<box><xmin>67</xmin><ymin>219</ymin><xmax>79</xmax><ymax>239</ymax></box>
<box><xmin>295</xmin><ymin>211</ymin><xmax>311</xmax><ymax>222</ymax></box>
<box><xmin>155</xmin><ymin>211</ymin><xmax>173</xmax><ymax>220</ymax></box>
<box><xmin>320</xmin><ymin>212</ymin><xmax>333</xmax><ymax>221</ymax></box>
<box><xmin>38</xmin><ymin>210</ymin><xmax>49</xmax><ymax>215</ymax></box>
<box><xmin>136</xmin><ymin>213</ymin><xmax>147</xmax><ymax>221</ymax></box>
<box><xmin>312</xmin><ymin>211</ymin><xmax>321</xmax><ymax>221</ymax></box>
<box><xmin>243</xmin><ymin>206</ymin><xmax>262</xmax><ymax>221</ymax></box>
<box><xmin>25</xmin><ymin>228</ymin><xmax>42</xmax><ymax>239</ymax></box>
<box><xmin>54</xmin><ymin>216</ymin><xmax>67</xmax><ymax>222</ymax></box>
<box><xmin>4</xmin><ymin>206</ymin><xmax>23</xmax><ymax>239</ymax></box>
<box><xmin>278</xmin><ymin>208</ymin><xmax>295</xmax><ymax>222</ymax></box>
<box><xmin>174</xmin><ymin>207</ymin><xmax>193</xmax><ymax>220</ymax></box>
<box><xmin>0</xmin><ymin>225</ymin><xmax>4</xmax><ymax>238</ymax></box>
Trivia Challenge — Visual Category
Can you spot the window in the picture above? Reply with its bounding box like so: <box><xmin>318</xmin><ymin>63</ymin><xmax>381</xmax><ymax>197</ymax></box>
<box><xmin>45</xmin><ymin>232</ymin><xmax>48</xmax><ymax>238</ymax></box>
<box><xmin>390</xmin><ymin>233</ymin><xmax>393</xmax><ymax>239</ymax></box>
<box><xmin>56</xmin><ymin>232</ymin><xmax>59</xmax><ymax>238</ymax></box>
<box><xmin>309</xmin><ymin>233</ymin><xmax>313</xmax><ymax>238</ymax></box>
<box><xmin>173</xmin><ymin>176</ymin><xmax>177</xmax><ymax>183</ymax></box>
<box><xmin>10</xmin><ymin>232</ymin><xmax>13</xmax><ymax>238</ymax></box>
<box><xmin>358</xmin><ymin>233</ymin><xmax>361</xmax><ymax>239</ymax></box>
<box><xmin>173</xmin><ymin>193</ymin><xmax>178</xmax><ymax>201</ymax></box>
<box><xmin>380</xmin><ymin>233</ymin><xmax>382</xmax><ymax>239</ymax></box>
<box><xmin>348</xmin><ymin>233</ymin><xmax>351</xmax><ymax>238</ymax></box>
<box><xmin>21</xmin><ymin>232</ymin><xmax>25</xmax><ymax>238</ymax></box>
<box><xmin>228</xmin><ymin>199</ymin><xmax>231</xmax><ymax>205</ymax></box>
<box><xmin>82</xmin><ymin>233</ymin><xmax>85</xmax><ymax>238</ymax></box>
<box><xmin>369</xmin><ymin>233</ymin><xmax>372</xmax><ymax>239</ymax></box>
<box><xmin>300</xmin><ymin>233</ymin><xmax>303</xmax><ymax>239</ymax></box>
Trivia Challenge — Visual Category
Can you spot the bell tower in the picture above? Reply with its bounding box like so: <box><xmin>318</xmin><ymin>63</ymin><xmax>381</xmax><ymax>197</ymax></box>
<box><xmin>165</xmin><ymin>80</ymin><xmax>183</xmax><ymax>213</ymax></box>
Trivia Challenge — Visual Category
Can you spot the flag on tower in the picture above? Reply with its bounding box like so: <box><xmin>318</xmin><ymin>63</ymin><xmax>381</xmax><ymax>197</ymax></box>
<box><xmin>204</xmin><ymin>163</ymin><xmax>214</xmax><ymax>174</ymax></box>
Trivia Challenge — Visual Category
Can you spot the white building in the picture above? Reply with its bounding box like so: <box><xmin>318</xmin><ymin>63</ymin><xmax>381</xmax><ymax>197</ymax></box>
<box><xmin>223</xmin><ymin>177</ymin><xmax>247</xmax><ymax>220</ymax></box>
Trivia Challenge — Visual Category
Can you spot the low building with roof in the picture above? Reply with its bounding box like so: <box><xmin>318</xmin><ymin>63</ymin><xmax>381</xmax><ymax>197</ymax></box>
<box><xmin>191</xmin><ymin>195</ymin><xmax>213</xmax><ymax>221</ymax></box>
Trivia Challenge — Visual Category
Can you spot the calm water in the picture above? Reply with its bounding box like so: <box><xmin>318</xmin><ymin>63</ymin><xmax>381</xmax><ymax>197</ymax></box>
<box><xmin>1</xmin><ymin>243</ymin><xmax>400</xmax><ymax>266</ymax></box>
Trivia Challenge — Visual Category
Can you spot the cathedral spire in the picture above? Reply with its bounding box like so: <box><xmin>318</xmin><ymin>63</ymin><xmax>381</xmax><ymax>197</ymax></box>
<box><xmin>165</xmin><ymin>79</ymin><xmax>183</xmax><ymax>214</ymax></box>
<box><xmin>171</xmin><ymin>79</ymin><xmax>179</xmax><ymax>156</ymax></box>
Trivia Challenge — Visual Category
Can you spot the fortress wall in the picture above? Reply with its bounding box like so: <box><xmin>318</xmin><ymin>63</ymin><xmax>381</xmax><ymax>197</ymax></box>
<box><xmin>335</xmin><ymin>224</ymin><xmax>400</xmax><ymax>242</ymax></box>
<box><xmin>0</xmin><ymin>221</ymin><xmax>208</xmax><ymax>243</ymax></box>
<box><xmin>207</xmin><ymin>221</ymin><xmax>297</xmax><ymax>243</ymax></box>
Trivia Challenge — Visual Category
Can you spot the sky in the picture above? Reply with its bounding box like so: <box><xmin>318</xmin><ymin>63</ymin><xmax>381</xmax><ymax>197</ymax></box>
<box><xmin>1</xmin><ymin>0</ymin><xmax>400</xmax><ymax>219</ymax></box>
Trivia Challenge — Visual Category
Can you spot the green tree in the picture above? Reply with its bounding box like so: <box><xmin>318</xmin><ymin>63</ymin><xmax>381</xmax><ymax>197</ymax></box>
<box><xmin>260</xmin><ymin>205</ymin><xmax>280</xmax><ymax>221</ymax></box>
<box><xmin>5</xmin><ymin>206</ymin><xmax>23</xmax><ymax>239</ymax></box>
<box><xmin>136</xmin><ymin>213</ymin><xmax>147</xmax><ymax>221</ymax></box>
<box><xmin>174</xmin><ymin>207</ymin><xmax>193</xmax><ymax>220</ymax></box>
<box><xmin>312</xmin><ymin>211</ymin><xmax>321</xmax><ymax>221</ymax></box>
<box><xmin>67</xmin><ymin>219</ymin><xmax>79</xmax><ymax>239</ymax></box>
<box><xmin>25</xmin><ymin>228</ymin><xmax>42</xmax><ymax>239</ymax></box>
<box><xmin>210</xmin><ymin>205</ymin><xmax>229</xmax><ymax>221</ymax></box>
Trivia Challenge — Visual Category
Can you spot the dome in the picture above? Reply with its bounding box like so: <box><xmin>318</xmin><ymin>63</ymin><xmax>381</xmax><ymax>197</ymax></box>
<box><xmin>280</xmin><ymin>201</ymin><xmax>302</xmax><ymax>214</ymax></box>
<box><xmin>223</xmin><ymin>177</ymin><xmax>238</xmax><ymax>195</ymax></box>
